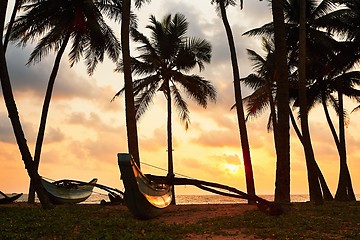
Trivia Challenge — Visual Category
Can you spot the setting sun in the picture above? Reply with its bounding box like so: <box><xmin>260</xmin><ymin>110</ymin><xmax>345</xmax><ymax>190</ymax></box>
<box><xmin>223</xmin><ymin>163</ymin><xmax>240</xmax><ymax>175</ymax></box>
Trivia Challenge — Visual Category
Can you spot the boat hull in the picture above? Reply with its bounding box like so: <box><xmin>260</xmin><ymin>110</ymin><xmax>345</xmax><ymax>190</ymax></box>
<box><xmin>117</xmin><ymin>153</ymin><xmax>172</xmax><ymax>219</ymax></box>
<box><xmin>41</xmin><ymin>178</ymin><xmax>97</xmax><ymax>204</ymax></box>
<box><xmin>0</xmin><ymin>193</ymin><xmax>23</xmax><ymax>204</ymax></box>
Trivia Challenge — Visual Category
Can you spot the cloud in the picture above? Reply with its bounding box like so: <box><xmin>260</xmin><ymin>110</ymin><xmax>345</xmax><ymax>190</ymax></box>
<box><xmin>5</xmin><ymin>45</ymin><xmax>50</xmax><ymax>97</ymax></box>
<box><xmin>190</xmin><ymin>125</ymin><xmax>239</xmax><ymax>148</ymax></box>
<box><xmin>44</xmin><ymin>127</ymin><xmax>66</xmax><ymax>144</ymax></box>
<box><xmin>139</xmin><ymin>127</ymin><xmax>168</xmax><ymax>152</ymax></box>
<box><xmin>209</xmin><ymin>153</ymin><xmax>241</xmax><ymax>165</ymax></box>
<box><xmin>179</xmin><ymin>156</ymin><xmax>223</xmax><ymax>179</ymax></box>
<box><xmin>0</xmin><ymin>111</ymin><xmax>37</xmax><ymax>144</ymax></box>
<box><xmin>5</xmin><ymin>43</ymin><xmax>120</xmax><ymax>110</ymax></box>
<box><xmin>0</xmin><ymin>113</ymin><xmax>17</xmax><ymax>143</ymax></box>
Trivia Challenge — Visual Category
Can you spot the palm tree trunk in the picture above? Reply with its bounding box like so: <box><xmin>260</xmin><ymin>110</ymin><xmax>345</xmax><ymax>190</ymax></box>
<box><xmin>322</xmin><ymin>86</ymin><xmax>355</xmax><ymax>201</ymax></box>
<box><xmin>165</xmin><ymin>80</ymin><xmax>176</xmax><ymax>205</ymax></box>
<box><xmin>271</xmin><ymin>0</ymin><xmax>290</xmax><ymax>203</ymax></box>
<box><xmin>298</xmin><ymin>0</ymin><xmax>323</xmax><ymax>205</ymax></box>
<box><xmin>218</xmin><ymin>0</ymin><xmax>255</xmax><ymax>204</ymax></box>
<box><xmin>28</xmin><ymin>34</ymin><xmax>71</xmax><ymax>203</ymax></box>
<box><xmin>289</xmin><ymin>108</ymin><xmax>333</xmax><ymax>201</ymax></box>
<box><xmin>0</xmin><ymin>1</ymin><xmax>53</xmax><ymax>209</ymax></box>
<box><xmin>121</xmin><ymin>0</ymin><xmax>140</xmax><ymax>166</ymax></box>
<box><xmin>321</xmin><ymin>91</ymin><xmax>340</xmax><ymax>148</ymax></box>
<box><xmin>3</xmin><ymin>0</ymin><xmax>21</xmax><ymax>52</ymax></box>
<box><xmin>335</xmin><ymin>81</ymin><xmax>356</xmax><ymax>201</ymax></box>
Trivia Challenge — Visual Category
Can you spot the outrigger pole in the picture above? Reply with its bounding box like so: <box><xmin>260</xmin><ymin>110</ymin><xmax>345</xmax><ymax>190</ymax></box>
<box><xmin>147</xmin><ymin>175</ymin><xmax>283</xmax><ymax>215</ymax></box>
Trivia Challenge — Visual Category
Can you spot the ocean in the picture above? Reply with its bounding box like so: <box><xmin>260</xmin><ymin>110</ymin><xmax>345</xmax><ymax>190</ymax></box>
<box><xmin>14</xmin><ymin>193</ymin><xmax>313</xmax><ymax>205</ymax></box>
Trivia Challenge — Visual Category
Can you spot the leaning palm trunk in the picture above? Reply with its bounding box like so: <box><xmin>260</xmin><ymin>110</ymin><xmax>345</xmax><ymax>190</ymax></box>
<box><xmin>271</xmin><ymin>0</ymin><xmax>290</xmax><ymax>203</ymax></box>
<box><xmin>289</xmin><ymin>110</ymin><xmax>333</xmax><ymax>201</ymax></box>
<box><xmin>28</xmin><ymin>34</ymin><xmax>71</xmax><ymax>203</ymax></box>
<box><xmin>121</xmin><ymin>0</ymin><xmax>140</xmax><ymax>166</ymax></box>
<box><xmin>321</xmin><ymin>87</ymin><xmax>355</xmax><ymax>201</ymax></box>
<box><xmin>218</xmin><ymin>0</ymin><xmax>255</xmax><ymax>204</ymax></box>
<box><xmin>0</xmin><ymin>2</ymin><xmax>52</xmax><ymax>209</ymax></box>
<box><xmin>335</xmin><ymin>82</ymin><xmax>356</xmax><ymax>201</ymax></box>
<box><xmin>298</xmin><ymin>0</ymin><xmax>323</xmax><ymax>204</ymax></box>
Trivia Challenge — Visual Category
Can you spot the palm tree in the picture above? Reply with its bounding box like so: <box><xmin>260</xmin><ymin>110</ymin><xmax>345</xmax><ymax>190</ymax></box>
<box><xmin>102</xmin><ymin>0</ymin><xmax>151</xmax><ymax>167</ymax></box>
<box><xmin>241</xmin><ymin>38</ymin><xmax>278</xmax><ymax>130</ymax></box>
<box><xmin>9</xmin><ymin>0</ymin><xmax>121</xmax><ymax>203</ymax></box>
<box><xmin>241</xmin><ymin>38</ymin><xmax>334</xmax><ymax>202</ymax></box>
<box><xmin>120</xmin><ymin>0</ymin><xmax>141</xmax><ymax>166</ymax></box>
<box><xmin>210</xmin><ymin>0</ymin><xmax>255</xmax><ymax>203</ymax></box>
<box><xmin>241</xmin><ymin>0</ymin><xmax>291</xmax><ymax>203</ymax></box>
<box><xmin>271</xmin><ymin>0</ymin><xmax>291</xmax><ymax>203</ymax></box>
<box><xmin>298</xmin><ymin>0</ymin><xmax>323</xmax><ymax>204</ymax></box>
<box><xmin>319</xmin><ymin>0</ymin><xmax>360</xmax><ymax>201</ymax></box>
<box><xmin>244</xmin><ymin>0</ymin><xmax>344</xmax><ymax>203</ymax></box>
<box><xmin>289</xmin><ymin>0</ymin><xmax>360</xmax><ymax>201</ymax></box>
<box><xmin>114</xmin><ymin>13</ymin><xmax>216</xmax><ymax>204</ymax></box>
<box><xmin>0</xmin><ymin>0</ymin><xmax>53</xmax><ymax>209</ymax></box>
<box><xmin>302</xmin><ymin>55</ymin><xmax>360</xmax><ymax>201</ymax></box>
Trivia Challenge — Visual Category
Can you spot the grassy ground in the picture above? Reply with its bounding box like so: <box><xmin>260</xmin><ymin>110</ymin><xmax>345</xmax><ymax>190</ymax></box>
<box><xmin>0</xmin><ymin>201</ymin><xmax>359</xmax><ymax>239</ymax></box>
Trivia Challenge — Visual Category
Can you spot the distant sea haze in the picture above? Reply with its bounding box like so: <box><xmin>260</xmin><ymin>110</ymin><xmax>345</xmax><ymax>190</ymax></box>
<box><xmin>12</xmin><ymin>194</ymin><xmax>306</xmax><ymax>204</ymax></box>
<box><xmin>12</xmin><ymin>194</ymin><xmax>360</xmax><ymax>205</ymax></box>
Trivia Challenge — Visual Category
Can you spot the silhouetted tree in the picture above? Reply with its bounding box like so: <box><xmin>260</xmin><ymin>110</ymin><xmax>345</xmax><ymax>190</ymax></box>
<box><xmin>10</xmin><ymin>0</ymin><xmax>120</xmax><ymax>202</ymax></box>
<box><xmin>0</xmin><ymin>0</ymin><xmax>53</xmax><ymax>209</ymax></box>
<box><xmin>211</xmin><ymin>0</ymin><xmax>256</xmax><ymax>204</ymax></box>
<box><xmin>114</xmin><ymin>13</ymin><xmax>216</xmax><ymax>204</ymax></box>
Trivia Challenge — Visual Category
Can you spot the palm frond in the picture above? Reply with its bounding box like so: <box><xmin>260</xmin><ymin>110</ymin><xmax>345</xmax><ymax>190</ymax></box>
<box><xmin>246</xmin><ymin>49</ymin><xmax>266</xmax><ymax>72</ymax></box>
<box><xmin>134</xmin><ymin>82</ymin><xmax>158</xmax><ymax>120</ymax></box>
<box><xmin>171</xmin><ymin>85</ymin><xmax>190</xmax><ymax>130</ymax></box>
<box><xmin>242</xmin><ymin>23</ymin><xmax>274</xmax><ymax>38</ymax></box>
<box><xmin>210</xmin><ymin>0</ymin><xmax>238</xmax><ymax>18</ymax></box>
<box><xmin>11</xmin><ymin>0</ymin><xmax>120</xmax><ymax>75</ymax></box>
<box><xmin>95</xmin><ymin>0</ymin><xmax>122</xmax><ymax>22</ymax></box>
<box><xmin>351</xmin><ymin>104</ymin><xmax>360</xmax><ymax>113</ymax></box>
<box><xmin>240</xmin><ymin>74</ymin><xmax>266</xmax><ymax>90</ymax></box>
<box><xmin>26</xmin><ymin>29</ymin><xmax>65</xmax><ymax>65</ymax></box>
<box><xmin>173</xmin><ymin>73</ymin><xmax>216</xmax><ymax>108</ymax></box>
<box><xmin>168</xmin><ymin>13</ymin><xmax>188</xmax><ymax>41</ymax></box>
<box><xmin>175</xmin><ymin>37</ymin><xmax>211</xmax><ymax>72</ymax></box>
<box><xmin>134</xmin><ymin>0</ymin><xmax>151</xmax><ymax>9</ymax></box>
<box><xmin>313</xmin><ymin>0</ymin><xmax>337</xmax><ymax>18</ymax></box>
<box><xmin>242</xmin><ymin>88</ymin><xmax>270</xmax><ymax>121</ymax></box>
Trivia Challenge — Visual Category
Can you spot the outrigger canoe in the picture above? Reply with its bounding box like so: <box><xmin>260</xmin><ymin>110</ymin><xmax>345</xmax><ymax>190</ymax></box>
<box><xmin>0</xmin><ymin>191</ymin><xmax>23</xmax><ymax>204</ymax></box>
<box><xmin>41</xmin><ymin>178</ymin><xmax>97</xmax><ymax>204</ymax></box>
<box><xmin>117</xmin><ymin>153</ymin><xmax>172</xmax><ymax>219</ymax></box>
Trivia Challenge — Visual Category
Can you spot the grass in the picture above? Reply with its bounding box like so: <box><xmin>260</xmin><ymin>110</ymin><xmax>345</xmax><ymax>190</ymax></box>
<box><xmin>200</xmin><ymin>201</ymin><xmax>360</xmax><ymax>239</ymax></box>
<box><xmin>1</xmin><ymin>202</ymin><xmax>359</xmax><ymax>239</ymax></box>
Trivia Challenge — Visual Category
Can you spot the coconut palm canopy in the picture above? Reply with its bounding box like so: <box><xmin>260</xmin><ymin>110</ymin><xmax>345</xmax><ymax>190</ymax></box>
<box><xmin>1</xmin><ymin>0</ymin><xmax>360</xmax><ymax>199</ymax></box>
<box><xmin>114</xmin><ymin>13</ymin><xmax>216</xmax><ymax>129</ymax></box>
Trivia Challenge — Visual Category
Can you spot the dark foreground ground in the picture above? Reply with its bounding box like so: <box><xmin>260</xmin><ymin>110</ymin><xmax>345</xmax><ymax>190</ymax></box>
<box><xmin>0</xmin><ymin>201</ymin><xmax>359</xmax><ymax>239</ymax></box>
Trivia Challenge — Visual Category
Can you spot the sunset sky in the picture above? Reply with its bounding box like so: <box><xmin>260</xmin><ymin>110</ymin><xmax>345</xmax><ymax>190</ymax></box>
<box><xmin>1</xmin><ymin>0</ymin><xmax>359</xmax><ymax>198</ymax></box>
